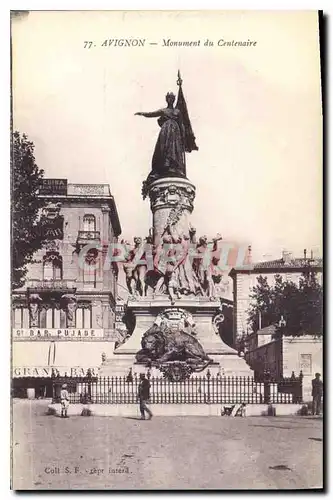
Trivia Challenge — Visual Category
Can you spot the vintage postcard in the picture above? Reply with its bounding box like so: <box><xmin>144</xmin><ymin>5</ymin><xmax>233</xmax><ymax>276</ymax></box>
<box><xmin>11</xmin><ymin>10</ymin><xmax>323</xmax><ymax>490</ymax></box>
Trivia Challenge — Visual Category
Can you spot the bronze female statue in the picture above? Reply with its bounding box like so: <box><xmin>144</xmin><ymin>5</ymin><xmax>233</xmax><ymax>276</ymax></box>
<box><xmin>135</xmin><ymin>73</ymin><xmax>198</xmax><ymax>197</ymax></box>
<box><xmin>135</xmin><ymin>92</ymin><xmax>186</xmax><ymax>185</ymax></box>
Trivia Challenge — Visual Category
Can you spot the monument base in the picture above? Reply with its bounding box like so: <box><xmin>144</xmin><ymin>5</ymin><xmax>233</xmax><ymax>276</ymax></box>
<box><xmin>100</xmin><ymin>297</ymin><xmax>253</xmax><ymax>378</ymax></box>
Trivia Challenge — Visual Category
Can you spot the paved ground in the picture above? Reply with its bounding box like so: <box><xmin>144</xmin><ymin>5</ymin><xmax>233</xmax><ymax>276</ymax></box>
<box><xmin>12</xmin><ymin>399</ymin><xmax>323</xmax><ymax>490</ymax></box>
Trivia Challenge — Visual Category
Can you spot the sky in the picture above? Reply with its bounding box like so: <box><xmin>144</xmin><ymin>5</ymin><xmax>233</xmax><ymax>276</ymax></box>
<box><xmin>11</xmin><ymin>10</ymin><xmax>322</xmax><ymax>262</ymax></box>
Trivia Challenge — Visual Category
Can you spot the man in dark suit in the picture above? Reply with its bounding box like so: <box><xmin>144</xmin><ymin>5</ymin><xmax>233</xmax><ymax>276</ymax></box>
<box><xmin>138</xmin><ymin>373</ymin><xmax>153</xmax><ymax>420</ymax></box>
<box><xmin>312</xmin><ymin>373</ymin><xmax>323</xmax><ymax>415</ymax></box>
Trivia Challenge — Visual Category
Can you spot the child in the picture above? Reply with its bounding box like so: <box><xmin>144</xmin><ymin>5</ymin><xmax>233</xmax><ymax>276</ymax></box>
<box><xmin>60</xmin><ymin>383</ymin><xmax>70</xmax><ymax>418</ymax></box>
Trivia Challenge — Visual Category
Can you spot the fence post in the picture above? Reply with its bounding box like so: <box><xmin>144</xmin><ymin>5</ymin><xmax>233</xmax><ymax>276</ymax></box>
<box><xmin>86</xmin><ymin>369</ymin><xmax>92</xmax><ymax>402</ymax></box>
<box><xmin>206</xmin><ymin>370</ymin><xmax>211</xmax><ymax>404</ymax></box>
<box><xmin>298</xmin><ymin>370</ymin><xmax>304</xmax><ymax>403</ymax></box>
<box><xmin>51</xmin><ymin>371</ymin><xmax>55</xmax><ymax>403</ymax></box>
<box><xmin>263</xmin><ymin>370</ymin><xmax>271</xmax><ymax>404</ymax></box>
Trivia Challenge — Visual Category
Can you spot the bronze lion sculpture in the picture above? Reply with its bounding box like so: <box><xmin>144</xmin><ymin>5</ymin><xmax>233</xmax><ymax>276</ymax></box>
<box><xmin>136</xmin><ymin>323</ymin><xmax>212</xmax><ymax>370</ymax></box>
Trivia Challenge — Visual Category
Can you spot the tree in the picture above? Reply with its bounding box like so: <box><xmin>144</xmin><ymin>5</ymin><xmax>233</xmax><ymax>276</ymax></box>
<box><xmin>297</xmin><ymin>274</ymin><xmax>323</xmax><ymax>335</ymax></box>
<box><xmin>247</xmin><ymin>275</ymin><xmax>275</xmax><ymax>332</ymax></box>
<box><xmin>11</xmin><ymin>131</ymin><xmax>47</xmax><ymax>289</ymax></box>
<box><xmin>247</xmin><ymin>273</ymin><xmax>323</xmax><ymax>337</ymax></box>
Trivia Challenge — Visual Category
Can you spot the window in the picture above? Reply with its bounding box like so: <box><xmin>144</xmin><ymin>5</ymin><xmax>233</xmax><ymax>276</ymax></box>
<box><xmin>43</xmin><ymin>252</ymin><xmax>62</xmax><ymax>281</ymax></box>
<box><xmin>13</xmin><ymin>306</ymin><xmax>29</xmax><ymax>328</ymax></box>
<box><xmin>299</xmin><ymin>354</ymin><xmax>312</xmax><ymax>375</ymax></box>
<box><xmin>83</xmin><ymin>249</ymin><xmax>98</xmax><ymax>288</ymax></box>
<box><xmin>76</xmin><ymin>304</ymin><xmax>92</xmax><ymax>328</ymax></box>
<box><xmin>39</xmin><ymin>307</ymin><xmax>66</xmax><ymax>328</ymax></box>
<box><xmin>83</xmin><ymin>214</ymin><xmax>96</xmax><ymax>232</ymax></box>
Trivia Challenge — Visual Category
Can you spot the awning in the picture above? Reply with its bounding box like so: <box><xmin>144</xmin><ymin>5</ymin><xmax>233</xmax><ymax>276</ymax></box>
<box><xmin>12</xmin><ymin>341</ymin><xmax>115</xmax><ymax>378</ymax></box>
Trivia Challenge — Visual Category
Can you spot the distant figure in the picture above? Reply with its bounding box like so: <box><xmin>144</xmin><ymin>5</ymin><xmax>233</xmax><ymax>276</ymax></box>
<box><xmin>138</xmin><ymin>373</ymin><xmax>153</xmax><ymax>420</ymax></box>
<box><xmin>60</xmin><ymin>383</ymin><xmax>70</xmax><ymax>418</ymax></box>
<box><xmin>312</xmin><ymin>373</ymin><xmax>323</xmax><ymax>415</ymax></box>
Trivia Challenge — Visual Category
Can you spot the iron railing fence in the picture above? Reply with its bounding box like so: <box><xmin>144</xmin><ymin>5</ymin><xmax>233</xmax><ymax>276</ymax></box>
<box><xmin>52</xmin><ymin>371</ymin><xmax>303</xmax><ymax>405</ymax></box>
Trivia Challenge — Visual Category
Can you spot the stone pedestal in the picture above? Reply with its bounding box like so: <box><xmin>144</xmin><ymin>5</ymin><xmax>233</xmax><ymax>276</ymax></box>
<box><xmin>100</xmin><ymin>297</ymin><xmax>253</xmax><ymax>377</ymax></box>
<box><xmin>148</xmin><ymin>177</ymin><xmax>196</xmax><ymax>246</ymax></box>
<box><xmin>99</xmin><ymin>173</ymin><xmax>253</xmax><ymax>379</ymax></box>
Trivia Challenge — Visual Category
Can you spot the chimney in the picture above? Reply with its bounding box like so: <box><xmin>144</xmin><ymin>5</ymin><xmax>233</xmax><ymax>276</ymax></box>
<box><xmin>247</xmin><ymin>245</ymin><xmax>252</xmax><ymax>264</ymax></box>
<box><xmin>304</xmin><ymin>249</ymin><xmax>307</xmax><ymax>260</ymax></box>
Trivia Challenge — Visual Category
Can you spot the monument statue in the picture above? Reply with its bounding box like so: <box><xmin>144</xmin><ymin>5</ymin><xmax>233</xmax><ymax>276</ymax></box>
<box><xmin>123</xmin><ymin>237</ymin><xmax>148</xmax><ymax>297</ymax></box>
<box><xmin>136</xmin><ymin>71</ymin><xmax>198</xmax><ymax>198</ymax></box>
<box><xmin>135</xmin><ymin>308</ymin><xmax>212</xmax><ymax>380</ymax></box>
<box><xmin>102</xmin><ymin>72</ymin><xmax>253</xmax><ymax>383</ymax></box>
<box><xmin>136</xmin><ymin>322</ymin><xmax>212</xmax><ymax>374</ymax></box>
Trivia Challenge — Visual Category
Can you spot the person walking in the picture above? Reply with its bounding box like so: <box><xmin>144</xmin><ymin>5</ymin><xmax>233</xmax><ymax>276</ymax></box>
<box><xmin>60</xmin><ymin>383</ymin><xmax>70</xmax><ymax>418</ymax></box>
<box><xmin>312</xmin><ymin>373</ymin><xmax>323</xmax><ymax>415</ymax></box>
<box><xmin>138</xmin><ymin>373</ymin><xmax>153</xmax><ymax>420</ymax></box>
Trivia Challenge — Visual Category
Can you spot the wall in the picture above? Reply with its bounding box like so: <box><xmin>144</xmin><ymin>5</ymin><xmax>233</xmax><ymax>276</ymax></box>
<box><xmin>26</xmin><ymin>202</ymin><xmax>112</xmax><ymax>287</ymax></box>
<box><xmin>13</xmin><ymin>194</ymin><xmax>118</xmax><ymax>335</ymax></box>
<box><xmin>282</xmin><ymin>335</ymin><xmax>323</xmax><ymax>401</ymax></box>
<box><xmin>244</xmin><ymin>334</ymin><xmax>323</xmax><ymax>401</ymax></box>
<box><xmin>245</xmin><ymin>338</ymin><xmax>282</xmax><ymax>380</ymax></box>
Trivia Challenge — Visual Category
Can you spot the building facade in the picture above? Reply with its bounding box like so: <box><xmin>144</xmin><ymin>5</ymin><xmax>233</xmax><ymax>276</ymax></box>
<box><xmin>12</xmin><ymin>180</ymin><xmax>121</xmax><ymax>396</ymax></box>
<box><xmin>244</xmin><ymin>327</ymin><xmax>323</xmax><ymax>400</ymax></box>
<box><xmin>229</xmin><ymin>251</ymin><xmax>323</xmax><ymax>344</ymax></box>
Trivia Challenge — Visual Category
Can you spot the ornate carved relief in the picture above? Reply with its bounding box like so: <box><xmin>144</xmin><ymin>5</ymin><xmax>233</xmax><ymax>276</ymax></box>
<box><xmin>149</xmin><ymin>183</ymin><xmax>195</xmax><ymax>213</ymax></box>
<box><xmin>212</xmin><ymin>312</ymin><xmax>225</xmax><ymax>335</ymax></box>
<box><xmin>44</xmin><ymin>240</ymin><xmax>60</xmax><ymax>253</ymax></box>
<box><xmin>60</xmin><ymin>294</ymin><xmax>77</xmax><ymax>327</ymax></box>
<box><xmin>155</xmin><ymin>308</ymin><xmax>197</xmax><ymax>336</ymax></box>
<box><xmin>28</xmin><ymin>294</ymin><xmax>42</xmax><ymax>327</ymax></box>
<box><xmin>42</xmin><ymin>202</ymin><xmax>62</xmax><ymax>220</ymax></box>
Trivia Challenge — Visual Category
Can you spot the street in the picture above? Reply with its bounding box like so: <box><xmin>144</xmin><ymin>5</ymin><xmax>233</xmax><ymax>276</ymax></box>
<box><xmin>12</xmin><ymin>399</ymin><xmax>323</xmax><ymax>490</ymax></box>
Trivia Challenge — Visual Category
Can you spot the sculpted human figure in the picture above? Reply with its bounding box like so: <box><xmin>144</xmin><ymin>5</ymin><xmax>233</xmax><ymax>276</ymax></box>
<box><xmin>132</xmin><ymin>237</ymin><xmax>147</xmax><ymax>297</ymax></box>
<box><xmin>29</xmin><ymin>303</ymin><xmax>39</xmax><ymax>327</ymax></box>
<box><xmin>193</xmin><ymin>235</ymin><xmax>216</xmax><ymax>298</ymax></box>
<box><xmin>123</xmin><ymin>237</ymin><xmax>148</xmax><ymax>297</ymax></box>
<box><xmin>28</xmin><ymin>294</ymin><xmax>41</xmax><ymax>327</ymax></box>
<box><xmin>122</xmin><ymin>240</ymin><xmax>136</xmax><ymax>295</ymax></box>
<box><xmin>60</xmin><ymin>294</ymin><xmax>77</xmax><ymax>327</ymax></box>
<box><xmin>135</xmin><ymin>92</ymin><xmax>186</xmax><ymax>187</ymax></box>
<box><xmin>136</xmin><ymin>74</ymin><xmax>198</xmax><ymax>198</ymax></box>
<box><xmin>166</xmin><ymin>269</ymin><xmax>181</xmax><ymax>305</ymax></box>
<box><xmin>154</xmin><ymin>234</ymin><xmax>183</xmax><ymax>301</ymax></box>
<box><xmin>66</xmin><ymin>298</ymin><xmax>77</xmax><ymax>326</ymax></box>
<box><xmin>177</xmin><ymin>233</ymin><xmax>197</xmax><ymax>295</ymax></box>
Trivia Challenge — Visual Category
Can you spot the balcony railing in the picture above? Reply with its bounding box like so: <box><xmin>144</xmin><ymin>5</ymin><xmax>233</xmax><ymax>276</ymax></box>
<box><xmin>68</xmin><ymin>184</ymin><xmax>111</xmax><ymax>197</ymax></box>
<box><xmin>76</xmin><ymin>230</ymin><xmax>101</xmax><ymax>246</ymax></box>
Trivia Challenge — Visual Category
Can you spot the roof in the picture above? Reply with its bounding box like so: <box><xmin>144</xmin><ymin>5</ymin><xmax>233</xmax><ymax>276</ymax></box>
<box><xmin>38</xmin><ymin>181</ymin><xmax>122</xmax><ymax>236</ymax></box>
<box><xmin>256</xmin><ymin>325</ymin><xmax>277</xmax><ymax>336</ymax></box>
<box><xmin>229</xmin><ymin>257</ymin><xmax>323</xmax><ymax>277</ymax></box>
<box><xmin>253</xmin><ymin>257</ymin><xmax>323</xmax><ymax>270</ymax></box>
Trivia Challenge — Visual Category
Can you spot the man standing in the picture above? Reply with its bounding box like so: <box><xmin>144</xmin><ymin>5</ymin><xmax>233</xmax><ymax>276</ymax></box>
<box><xmin>138</xmin><ymin>373</ymin><xmax>153</xmax><ymax>420</ymax></box>
<box><xmin>312</xmin><ymin>373</ymin><xmax>323</xmax><ymax>415</ymax></box>
<box><xmin>60</xmin><ymin>383</ymin><xmax>70</xmax><ymax>418</ymax></box>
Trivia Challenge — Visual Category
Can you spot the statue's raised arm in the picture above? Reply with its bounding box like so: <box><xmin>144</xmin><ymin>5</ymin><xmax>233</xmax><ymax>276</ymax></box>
<box><xmin>135</xmin><ymin>110</ymin><xmax>164</xmax><ymax>118</ymax></box>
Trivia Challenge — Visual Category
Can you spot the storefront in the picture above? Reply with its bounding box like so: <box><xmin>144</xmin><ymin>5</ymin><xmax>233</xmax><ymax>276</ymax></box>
<box><xmin>12</xmin><ymin>336</ymin><xmax>115</xmax><ymax>398</ymax></box>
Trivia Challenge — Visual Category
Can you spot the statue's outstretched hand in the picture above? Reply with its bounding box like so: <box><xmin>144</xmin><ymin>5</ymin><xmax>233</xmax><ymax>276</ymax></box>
<box><xmin>135</xmin><ymin>112</ymin><xmax>142</xmax><ymax>116</ymax></box>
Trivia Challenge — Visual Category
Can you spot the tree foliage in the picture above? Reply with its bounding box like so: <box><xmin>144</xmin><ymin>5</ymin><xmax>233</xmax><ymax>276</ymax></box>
<box><xmin>12</xmin><ymin>131</ymin><xmax>47</xmax><ymax>289</ymax></box>
<box><xmin>247</xmin><ymin>272</ymin><xmax>323</xmax><ymax>336</ymax></box>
